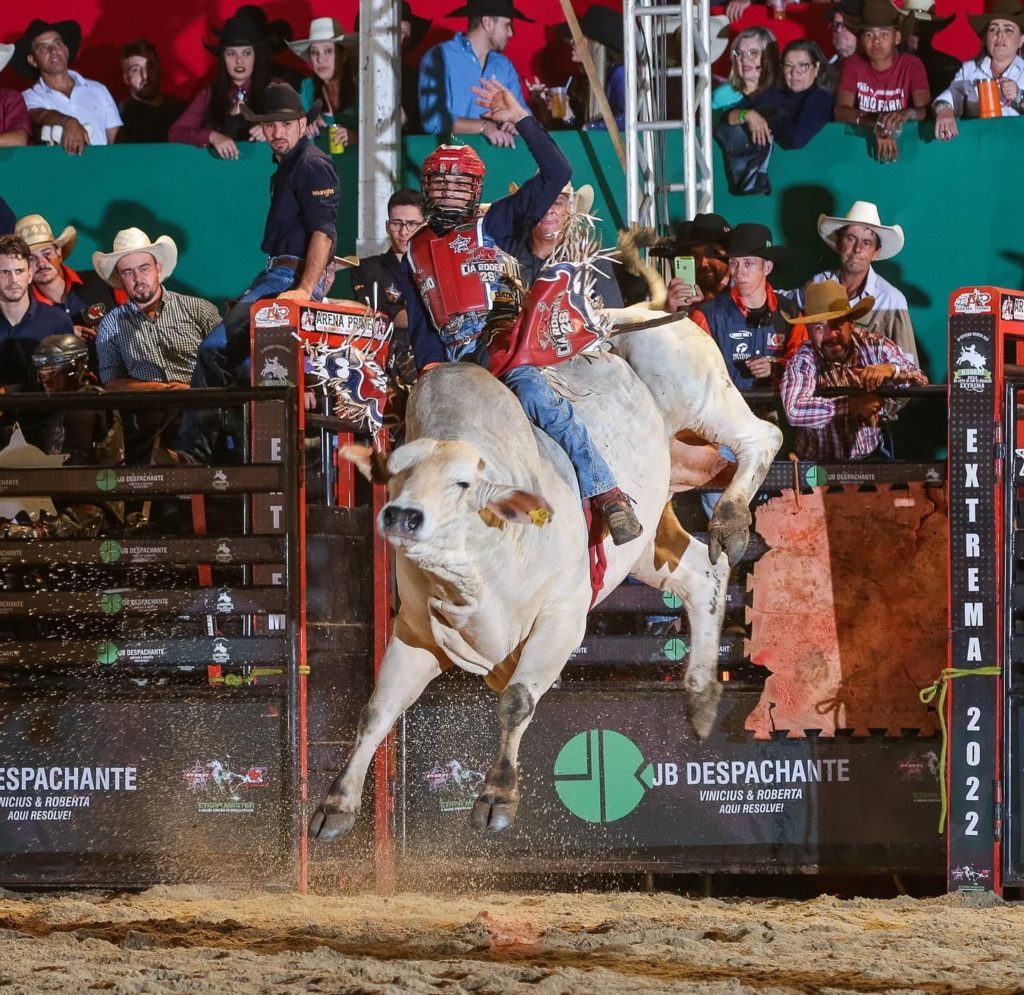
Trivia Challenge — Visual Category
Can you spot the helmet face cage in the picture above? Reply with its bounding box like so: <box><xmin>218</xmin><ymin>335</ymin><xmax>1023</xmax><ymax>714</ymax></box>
<box><xmin>32</xmin><ymin>334</ymin><xmax>89</xmax><ymax>383</ymax></box>
<box><xmin>421</xmin><ymin>146</ymin><xmax>485</xmax><ymax>227</ymax></box>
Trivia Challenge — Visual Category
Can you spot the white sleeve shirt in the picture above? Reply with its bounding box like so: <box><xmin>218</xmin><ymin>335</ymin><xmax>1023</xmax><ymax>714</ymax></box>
<box><xmin>934</xmin><ymin>55</ymin><xmax>1024</xmax><ymax>118</ymax></box>
<box><xmin>22</xmin><ymin>70</ymin><xmax>123</xmax><ymax>144</ymax></box>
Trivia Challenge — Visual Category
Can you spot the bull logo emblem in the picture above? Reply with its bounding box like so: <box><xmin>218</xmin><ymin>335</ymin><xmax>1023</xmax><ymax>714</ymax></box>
<box><xmin>212</xmin><ymin>639</ymin><xmax>229</xmax><ymax>664</ymax></box>
<box><xmin>956</xmin><ymin>344</ymin><xmax>986</xmax><ymax>371</ymax></box>
<box><xmin>216</xmin><ymin>591</ymin><xmax>234</xmax><ymax>613</ymax></box>
<box><xmin>261</xmin><ymin>355</ymin><xmax>290</xmax><ymax>382</ymax></box>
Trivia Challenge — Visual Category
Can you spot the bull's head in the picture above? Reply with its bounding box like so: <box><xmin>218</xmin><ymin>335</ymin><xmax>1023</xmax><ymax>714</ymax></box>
<box><xmin>342</xmin><ymin>441</ymin><xmax>554</xmax><ymax>548</ymax></box>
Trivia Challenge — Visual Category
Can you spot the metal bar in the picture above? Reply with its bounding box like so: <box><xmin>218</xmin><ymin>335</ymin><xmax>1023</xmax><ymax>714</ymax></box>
<box><xmin>0</xmin><ymin>387</ymin><xmax>290</xmax><ymax>412</ymax></box>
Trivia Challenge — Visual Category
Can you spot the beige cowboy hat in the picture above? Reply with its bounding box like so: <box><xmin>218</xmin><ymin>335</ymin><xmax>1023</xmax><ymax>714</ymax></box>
<box><xmin>287</xmin><ymin>17</ymin><xmax>346</xmax><ymax>57</ymax></box>
<box><xmin>15</xmin><ymin>214</ymin><xmax>77</xmax><ymax>258</ymax></box>
<box><xmin>708</xmin><ymin>15</ymin><xmax>731</xmax><ymax>63</ymax></box>
<box><xmin>901</xmin><ymin>0</ymin><xmax>956</xmax><ymax>28</ymax></box>
<box><xmin>0</xmin><ymin>42</ymin><xmax>13</xmax><ymax>74</ymax></box>
<box><xmin>817</xmin><ymin>200</ymin><xmax>905</xmax><ymax>261</ymax></box>
<box><xmin>784</xmin><ymin>279</ymin><xmax>875</xmax><ymax>325</ymax></box>
<box><xmin>92</xmin><ymin>228</ymin><xmax>178</xmax><ymax>287</ymax></box>
<box><xmin>508</xmin><ymin>181</ymin><xmax>595</xmax><ymax>216</ymax></box>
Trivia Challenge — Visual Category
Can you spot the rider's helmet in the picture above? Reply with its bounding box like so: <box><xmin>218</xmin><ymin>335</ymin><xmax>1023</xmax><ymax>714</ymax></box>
<box><xmin>420</xmin><ymin>144</ymin><xmax>486</xmax><ymax>228</ymax></box>
<box><xmin>32</xmin><ymin>334</ymin><xmax>90</xmax><ymax>389</ymax></box>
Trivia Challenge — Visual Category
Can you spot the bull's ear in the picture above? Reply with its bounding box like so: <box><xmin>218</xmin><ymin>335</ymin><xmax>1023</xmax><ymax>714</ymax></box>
<box><xmin>387</xmin><ymin>438</ymin><xmax>439</xmax><ymax>476</ymax></box>
<box><xmin>340</xmin><ymin>445</ymin><xmax>389</xmax><ymax>484</ymax></box>
<box><xmin>479</xmin><ymin>484</ymin><xmax>554</xmax><ymax>527</ymax></box>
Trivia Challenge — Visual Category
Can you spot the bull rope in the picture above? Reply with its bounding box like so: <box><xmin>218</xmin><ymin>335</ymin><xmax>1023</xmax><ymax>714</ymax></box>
<box><xmin>918</xmin><ymin>666</ymin><xmax>1002</xmax><ymax>833</ymax></box>
<box><xmin>607</xmin><ymin>311</ymin><xmax>685</xmax><ymax>337</ymax></box>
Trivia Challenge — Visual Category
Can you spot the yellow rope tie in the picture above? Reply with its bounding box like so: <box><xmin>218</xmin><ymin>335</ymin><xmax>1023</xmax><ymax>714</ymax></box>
<box><xmin>918</xmin><ymin>666</ymin><xmax>1002</xmax><ymax>833</ymax></box>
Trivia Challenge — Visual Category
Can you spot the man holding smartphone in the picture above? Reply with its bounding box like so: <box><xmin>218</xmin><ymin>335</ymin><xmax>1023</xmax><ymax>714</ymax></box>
<box><xmin>652</xmin><ymin>213</ymin><xmax>731</xmax><ymax>314</ymax></box>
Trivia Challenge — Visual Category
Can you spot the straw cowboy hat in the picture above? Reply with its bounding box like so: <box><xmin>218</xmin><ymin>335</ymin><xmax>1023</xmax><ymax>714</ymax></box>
<box><xmin>901</xmin><ymin>0</ymin><xmax>955</xmax><ymax>30</ymax></box>
<box><xmin>784</xmin><ymin>279</ymin><xmax>875</xmax><ymax>325</ymax></box>
<box><xmin>0</xmin><ymin>43</ymin><xmax>13</xmax><ymax>75</ymax></box>
<box><xmin>92</xmin><ymin>228</ymin><xmax>178</xmax><ymax>288</ymax></box>
<box><xmin>240</xmin><ymin>83</ymin><xmax>322</xmax><ymax>123</ymax></box>
<box><xmin>508</xmin><ymin>181</ymin><xmax>595</xmax><ymax>215</ymax></box>
<box><xmin>969</xmin><ymin>0</ymin><xmax>1024</xmax><ymax>35</ymax></box>
<box><xmin>288</xmin><ymin>17</ymin><xmax>346</xmax><ymax>57</ymax></box>
<box><xmin>817</xmin><ymin>200</ymin><xmax>905</xmax><ymax>260</ymax></box>
<box><xmin>12</xmin><ymin>19</ymin><xmax>82</xmax><ymax>78</ymax></box>
<box><xmin>14</xmin><ymin>214</ymin><xmax>78</xmax><ymax>258</ymax></box>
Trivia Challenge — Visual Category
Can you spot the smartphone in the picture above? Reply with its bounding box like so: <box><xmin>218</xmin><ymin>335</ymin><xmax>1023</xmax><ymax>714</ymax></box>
<box><xmin>673</xmin><ymin>255</ymin><xmax>696</xmax><ymax>287</ymax></box>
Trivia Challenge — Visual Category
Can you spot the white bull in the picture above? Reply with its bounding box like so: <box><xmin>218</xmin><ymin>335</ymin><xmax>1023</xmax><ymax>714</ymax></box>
<box><xmin>309</xmin><ymin>313</ymin><xmax>782</xmax><ymax>840</ymax></box>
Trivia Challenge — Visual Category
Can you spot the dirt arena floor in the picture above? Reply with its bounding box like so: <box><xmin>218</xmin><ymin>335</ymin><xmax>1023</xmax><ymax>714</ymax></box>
<box><xmin>0</xmin><ymin>885</ymin><xmax>1018</xmax><ymax>993</ymax></box>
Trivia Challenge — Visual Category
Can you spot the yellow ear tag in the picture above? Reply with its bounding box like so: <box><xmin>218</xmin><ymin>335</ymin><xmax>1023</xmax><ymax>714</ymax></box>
<box><xmin>529</xmin><ymin>507</ymin><xmax>551</xmax><ymax>526</ymax></box>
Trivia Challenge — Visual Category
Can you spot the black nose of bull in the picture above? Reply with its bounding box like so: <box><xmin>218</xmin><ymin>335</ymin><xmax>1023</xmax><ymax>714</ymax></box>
<box><xmin>381</xmin><ymin>504</ymin><xmax>424</xmax><ymax>535</ymax></box>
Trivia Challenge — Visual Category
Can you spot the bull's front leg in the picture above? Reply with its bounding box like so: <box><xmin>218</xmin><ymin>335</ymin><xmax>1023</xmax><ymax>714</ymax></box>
<box><xmin>309</xmin><ymin>629</ymin><xmax>444</xmax><ymax>841</ymax></box>
<box><xmin>470</xmin><ymin>612</ymin><xmax>586</xmax><ymax>833</ymax></box>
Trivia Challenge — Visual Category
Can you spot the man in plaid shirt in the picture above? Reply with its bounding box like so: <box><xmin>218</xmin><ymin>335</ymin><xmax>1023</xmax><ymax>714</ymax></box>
<box><xmin>781</xmin><ymin>280</ymin><xmax>927</xmax><ymax>461</ymax></box>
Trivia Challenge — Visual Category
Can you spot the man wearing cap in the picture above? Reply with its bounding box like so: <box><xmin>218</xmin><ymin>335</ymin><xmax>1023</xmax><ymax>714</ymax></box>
<box><xmin>14</xmin><ymin>19</ymin><xmax>122</xmax><ymax>154</ymax></box>
<box><xmin>691</xmin><ymin>223</ymin><xmax>803</xmax><ymax>392</ymax></box>
<box><xmin>0</xmin><ymin>42</ymin><xmax>30</xmax><ymax>147</ymax></box>
<box><xmin>801</xmin><ymin>201</ymin><xmax>919</xmax><ymax>366</ymax></box>
<box><xmin>175</xmin><ymin>83</ymin><xmax>338</xmax><ymax>462</ymax></box>
<box><xmin>15</xmin><ymin>214</ymin><xmax>124</xmax><ymax>341</ymax></box>
<box><xmin>419</xmin><ymin>0</ymin><xmax>531</xmax><ymax>146</ymax></box>
<box><xmin>782</xmin><ymin>280</ymin><xmax>927</xmax><ymax>461</ymax></box>
<box><xmin>655</xmin><ymin>213</ymin><xmax>731</xmax><ymax>314</ymax></box>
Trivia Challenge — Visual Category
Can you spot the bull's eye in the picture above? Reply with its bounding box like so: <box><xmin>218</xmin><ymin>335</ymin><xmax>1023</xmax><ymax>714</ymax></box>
<box><xmin>455</xmin><ymin>481</ymin><xmax>470</xmax><ymax>491</ymax></box>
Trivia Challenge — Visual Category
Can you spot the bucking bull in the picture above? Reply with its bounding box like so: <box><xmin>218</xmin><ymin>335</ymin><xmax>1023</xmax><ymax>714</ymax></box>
<box><xmin>309</xmin><ymin>312</ymin><xmax>781</xmax><ymax>840</ymax></box>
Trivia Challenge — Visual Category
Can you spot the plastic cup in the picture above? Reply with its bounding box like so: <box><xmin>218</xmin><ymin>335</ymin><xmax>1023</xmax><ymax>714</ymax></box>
<box><xmin>548</xmin><ymin>86</ymin><xmax>570</xmax><ymax>120</ymax></box>
<box><xmin>977</xmin><ymin>79</ymin><xmax>1002</xmax><ymax>119</ymax></box>
<box><xmin>328</xmin><ymin>125</ymin><xmax>346</xmax><ymax>154</ymax></box>
<box><xmin>770</xmin><ymin>0</ymin><xmax>787</xmax><ymax>20</ymax></box>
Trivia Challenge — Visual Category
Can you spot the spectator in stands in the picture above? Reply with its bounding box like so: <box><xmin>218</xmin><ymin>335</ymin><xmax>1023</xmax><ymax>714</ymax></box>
<box><xmin>419</xmin><ymin>0</ymin><xmax>532</xmax><ymax>146</ymax></box>
<box><xmin>169</xmin><ymin>10</ymin><xmax>276</xmax><ymax>159</ymax></box>
<box><xmin>14</xmin><ymin>19</ymin><xmax>122</xmax><ymax>153</ymax></box>
<box><xmin>834</xmin><ymin>0</ymin><xmax>930</xmax><ymax>163</ymax></box>
<box><xmin>828</xmin><ymin>1</ymin><xmax>861</xmax><ymax>67</ymax></box>
<box><xmin>713</xmin><ymin>28</ymin><xmax>780</xmax><ymax>112</ymax></box>
<box><xmin>174</xmin><ymin>84</ymin><xmax>338</xmax><ymax>463</ymax></box>
<box><xmin>117</xmin><ymin>40</ymin><xmax>185</xmax><ymax>144</ymax></box>
<box><xmin>799</xmin><ymin>201</ymin><xmax>919</xmax><ymax>365</ymax></box>
<box><xmin>0</xmin><ymin>198</ymin><xmax>13</xmax><ymax>235</ymax></box>
<box><xmin>93</xmin><ymin>228</ymin><xmax>220</xmax><ymax>462</ymax></box>
<box><xmin>15</xmin><ymin>214</ymin><xmax>124</xmax><ymax>343</ymax></box>
<box><xmin>0</xmin><ymin>235</ymin><xmax>74</xmax><ymax>392</ymax></box>
<box><xmin>653</xmin><ymin>213</ymin><xmax>732</xmax><ymax>314</ymax></box>
<box><xmin>0</xmin><ymin>42</ymin><xmax>30</xmax><ymax>147</ymax></box>
<box><xmin>691</xmin><ymin>223</ymin><xmax>802</xmax><ymax>391</ymax></box>
<box><xmin>401</xmin><ymin>3</ymin><xmax>432</xmax><ymax>132</ymax></box>
<box><xmin>782</xmin><ymin>280</ymin><xmax>927</xmax><ymax>461</ymax></box>
<box><xmin>902</xmin><ymin>0</ymin><xmax>959</xmax><ymax>98</ymax></box>
<box><xmin>350</xmin><ymin>188</ymin><xmax>426</xmax><ymax>385</ymax></box>
<box><xmin>552</xmin><ymin>5</ymin><xmax>626</xmax><ymax>131</ymax></box>
<box><xmin>934</xmin><ymin>0</ymin><xmax>1024</xmax><ymax>140</ymax></box>
<box><xmin>289</xmin><ymin>18</ymin><xmax>358</xmax><ymax>149</ymax></box>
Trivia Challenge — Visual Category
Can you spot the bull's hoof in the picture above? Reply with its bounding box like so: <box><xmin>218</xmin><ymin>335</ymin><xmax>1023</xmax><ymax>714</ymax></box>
<box><xmin>685</xmin><ymin>679</ymin><xmax>723</xmax><ymax>740</ymax></box>
<box><xmin>308</xmin><ymin>802</ymin><xmax>358</xmax><ymax>841</ymax></box>
<box><xmin>469</xmin><ymin>794</ymin><xmax>519</xmax><ymax>833</ymax></box>
<box><xmin>708</xmin><ymin>527</ymin><xmax>750</xmax><ymax>568</ymax></box>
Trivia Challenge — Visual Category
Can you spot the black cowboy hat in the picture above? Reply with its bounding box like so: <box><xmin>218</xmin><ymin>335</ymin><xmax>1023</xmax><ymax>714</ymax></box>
<box><xmin>556</xmin><ymin>5</ymin><xmax>624</xmax><ymax>58</ymax></box>
<box><xmin>353</xmin><ymin>2</ymin><xmax>433</xmax><ymax>51</ymax></box>
<box><xmin>723</xmin><ymin>223</ymin><xmax>791</xmax><ymax>264</ymax></box>
<box><xmin>232</xmin><ymin>5</ymin><xmax>294</xmax><ymax>51</ymax></box>
<box><xmin>12</xmin><ymin>19</ymin><xmax>82</xmax><ymax>79</ymax></box>
<box><xmin>240</xmin><ymin>82</ymin><xmax>321</xmax><ymax>122</ymax></box>
<box><xmin>650</xmin><ymin>213</ymin><xmax>732</xmax><ymax>259</ymax></box>
<box><xmin>847</xmin><ymin>0</ymin><xmax>915</xmax><ymax>34</ymax></box>
<box><xmin>826</xmin><ymin>0</ymin><xmax>863</xmax><ymax>23</ymax></box>
<box><xmin>969</xmin><ymin>0</ymin><xmax>1024</xmax><ymax>35</ymax></box>
<box><xmin>205</xmin><ymin>10</ymin><xmax>286</xmax><ymax>55</ymax></box>
<box><xmin>445</xmin><ymin>0</ymin><xmax>534</xmax><ymax>23</ymax></box>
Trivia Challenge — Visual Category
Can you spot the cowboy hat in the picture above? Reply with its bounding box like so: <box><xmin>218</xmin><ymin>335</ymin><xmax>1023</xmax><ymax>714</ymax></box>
<box><xmin>0</xmin><ymin>43</ymin><xmax>13</xmax><ymax>75</ymax></box>
<box><xmin>847</xmin><ymin>0</ymin><xmax>914</xmax><ymax>33</ymax></box>
<box><xmin>14</xmin><ymin>214</ymin><xmax>77</xmax><ymax>259</ymax></box>
<box><xmin>969</xmin><ymin>0</ymin><xmax>1024</xmax><ymax>35</ymax></box>
<box><xmin>817</xmin><ymin>200</ymin><xmax>905</xmax><ymax>260</ymax></box>
<box><xmin>11</xmin><ymin>19</ymin><xmax>82</xmax><ymax>78</ymax></box>
<box><xmin>827</xmin><ymin>0</ymin><xmax>864</xmax><ymax>22</ymax></box>
<box><xmin>92</xmin><ymin>228</ymin><xmax>178</xmax><ymax>288</ymax></box>
<box><xmin>353</xmin><ymin>2</ymin><xmax>431</xmax><ymax>50</ymax></box>
<box><xmin>722</xmin><ymin>223</ymin><xmax>791</xmax><ymax>264</ymax></box>
<box><xmin>205</xmin><ymin>11</ymin><xmax>271</xmax><ymax>55</ymax></box>
<box><xmin>708</xmin><ymin>15</ymin><xmax>731</xmax><ymax>64</ymax></box>
<box><xmin>557</xmin><ymin>5</ymin><xmax>623</xmax><ymax>57</ymax></box>
<box><xmin>446</xmin><ymin>0</ymin><xmax>533</xmax><ymax>23</ymax></box>
<box><xmin>240</xmin><ymin>83</ymin><xmax>322</xmax><ymax>123</ymax></box>
<box><xmin>901</xmin><ymin>0</ymin><xmax>956</xmax><ymax>30</ymax></box>
<box><xmin>508</xmin><ymin>181</ymin><xmax>595</xmax><ymax>216</ymax></box>
<box><xmin>784</xmin><ymin>279</ymin><xmax>875</xmax><ymax>325</ymax></box>
<box><xmin>288</xmin><ymin>17</ymin><xmax>346</xmax><ymax>57</ymax></box>
<box><xmin>650</xmin><ymin>213</ymin><xmax>731</xmax><ymax>259</ymax></box>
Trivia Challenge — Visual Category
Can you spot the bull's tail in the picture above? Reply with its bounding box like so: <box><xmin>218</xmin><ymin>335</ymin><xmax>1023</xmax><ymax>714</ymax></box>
<box><xmin>614</xmin><ymin>225</ymin><xmax>668</xmax><ymax>311</ymax></box>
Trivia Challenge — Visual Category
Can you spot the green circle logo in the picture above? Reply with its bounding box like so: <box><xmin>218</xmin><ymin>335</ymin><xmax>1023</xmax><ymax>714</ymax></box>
<box><xmin>663</xmin><ymin>637</ymin><xmax>689</xmax><ymax>661</ymax></box>
<box><xmin>661</xmin><ymin>591</ymin><xmax>683</xmax><ymax>610</ymax></box>
<box><xmin>100</xmin><ymin>592</ymin><xmax>123</xmax><ymax>615</ymax></box>
<box><xmin>95</xmin><ymin>469</ymin><xmax>117</xmax><ymax>492</ymax></box>
<box><xmin>96</xmin><ymin>642</ymin><xmax>119</xmax><ymax>665</ymax></box>
<box><xmin>804</xmin><ymin>465</ymin><xmax>828</xmax><ymax>487</ymax></box>
<box><xmin>99</xmin><ymin>540</ymin><xmax>121</xmax><ymax>564</ymax></box>
<box><xmin>554</xmin><ymin>729</ymin><xmax>654</xmax><ymax>823</ymax></box>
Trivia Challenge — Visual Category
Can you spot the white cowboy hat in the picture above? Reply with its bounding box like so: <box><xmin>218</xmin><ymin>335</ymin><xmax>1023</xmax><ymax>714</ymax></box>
<box><xmin>709</xmin><ymin>15</ymin><xmax>730</xmax><ymax>64</ymax></box>
<box><xmin>92</xmin><ymin>228</ymin><xmax>178</xmax><ymax>287</ymax></box>
<box><xmin>14</xmin><ymin>214</ymin><xmax>77</xmax><ymax>258</ymax></box>
<box><xmin>901</xmin><ymin>0</ymin><xmax>956</xmax><ymax>26</ymax></box>
<box><xmin>0</xmin><ymin>43</ymin><xmax>13</xmax><ymax>74</ymax></box>
<box><xmin>508</xmin><ymin>181</ymin><xmax>595</xmax><ymax>216</ymax></box>
<box><xmin>287</xmin><ymin>17</ymin><xmax>346</xmax><ymax>56</ymax></box>
<box><xmin>817</xmin><ymin>200</ymin><xmax>905</xmax><ymax>261</ymax></box>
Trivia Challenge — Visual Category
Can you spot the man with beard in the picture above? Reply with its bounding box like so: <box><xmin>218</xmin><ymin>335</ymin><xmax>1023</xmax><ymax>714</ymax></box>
<box><xmin>117</xmin><ymin>40</ymin><xmax>185</xmax><ymax>144</ymax></box>
<box><xmin>656</xmin><ymin>213</ymin><xmax>731</xmax><ymax>315</ymax></box>
<box><xmin>93</xmin><ymin>229</ymin><xmax>220</xmax><ymax>461</ymax></box>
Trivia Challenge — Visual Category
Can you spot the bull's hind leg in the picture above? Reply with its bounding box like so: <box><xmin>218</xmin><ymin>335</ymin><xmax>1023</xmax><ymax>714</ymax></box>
<box><xmin>470</xmin><ymin>613</ymin><xmax>586</xmax><ymax>832</ymax></box>
<box><xmin>309</xmin><ymin>631</ymin><xmax>444</xmax><ymax>841</ymax></box>
<box><xmin>632</xmin><ymin>505</ymin><xmax>730</xmax><ymax>739</ymax></box>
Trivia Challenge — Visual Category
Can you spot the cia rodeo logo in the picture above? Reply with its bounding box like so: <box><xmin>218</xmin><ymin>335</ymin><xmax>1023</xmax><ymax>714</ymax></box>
<box><xmin>952</xmin><ymin>334</ymin><xmax>992</xmax><ymax>393</ymax></box>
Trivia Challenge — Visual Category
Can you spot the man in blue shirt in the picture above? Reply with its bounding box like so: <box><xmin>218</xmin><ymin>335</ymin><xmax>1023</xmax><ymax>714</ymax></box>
<box><xmin>419</xmin><ymin>0</ymin><xmax>531</xmax><ymax>147</ymax></box>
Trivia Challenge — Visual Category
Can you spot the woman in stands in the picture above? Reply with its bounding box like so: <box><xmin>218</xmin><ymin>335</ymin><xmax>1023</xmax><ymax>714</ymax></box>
<box><xmin>934</xmin><ymin>0</ymin><xmax>1024</xmax><ymax>140</ymax></box>
<box><xmin>169</xmin><ymin>11</ymin><xmax>277</xmax><ymax>159</ymax></box>
<box><xmin>713</xmin><ymin>27</ymin><xmax>779</xmax><ymax>112</ymax></box>
<box><xmin>289</xmin><ymin>17</ymin><xmax>358</xmax><ymax>149</ymax></box>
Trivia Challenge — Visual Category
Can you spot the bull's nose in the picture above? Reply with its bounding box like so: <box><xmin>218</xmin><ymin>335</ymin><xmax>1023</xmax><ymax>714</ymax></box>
<box><xmin>382</xmin><ymin>505</ymin><xmax>424</xmax><ymax>534</ymax></box>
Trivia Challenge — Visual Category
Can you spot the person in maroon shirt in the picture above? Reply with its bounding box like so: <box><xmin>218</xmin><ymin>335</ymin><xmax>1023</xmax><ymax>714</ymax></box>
<box><xmin>834</xmin><ymin>0</ymin><xmax>931</xmax><ymax>162</ymax></box>
<box><xmin>0</xmin><ymin>42</ymin><xmax>30</xmax><ymax>147</ymax></box>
